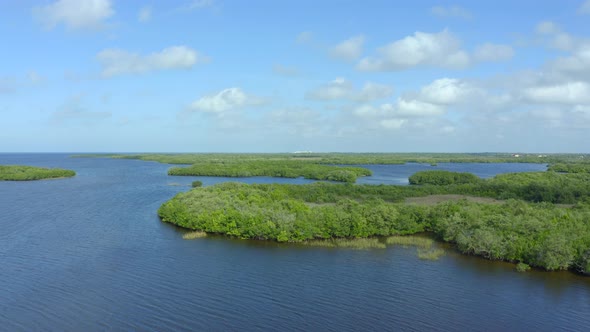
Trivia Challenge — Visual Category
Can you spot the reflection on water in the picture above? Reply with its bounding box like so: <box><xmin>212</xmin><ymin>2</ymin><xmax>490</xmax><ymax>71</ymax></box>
<box><xmin>0</xmin><ymin>154</ymin><xmax>587</xmax><ymax>331</ymax></box>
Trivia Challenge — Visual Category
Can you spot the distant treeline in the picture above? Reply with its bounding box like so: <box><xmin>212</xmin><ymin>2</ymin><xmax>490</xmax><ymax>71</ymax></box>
<box><xmin>0</xmin><ymin>165</ymin><xmax>76</xmax><ymax>181</ymax></box>
<box><xmin>159</xmin><ymin>173</ymin><xmax>590</xmax><ymax>273</ymax></box>
<box><xmin>71</xmin><ymin>152</ymin><xmax>590</xmax><ymax>165</ymax></box>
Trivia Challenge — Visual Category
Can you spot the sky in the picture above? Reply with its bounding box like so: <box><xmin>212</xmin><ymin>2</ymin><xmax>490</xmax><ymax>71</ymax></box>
<box><xmin>1</xmin><ymin>0</ymin><xmax>590</xmax><ymax>153</ymax></box>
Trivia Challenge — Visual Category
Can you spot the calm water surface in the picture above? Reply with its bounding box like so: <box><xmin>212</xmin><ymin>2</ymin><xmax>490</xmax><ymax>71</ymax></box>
<box><xmin>0</xmin><ymin>154</ymin><xmax>588</xmax><ymax>331</ymax></box>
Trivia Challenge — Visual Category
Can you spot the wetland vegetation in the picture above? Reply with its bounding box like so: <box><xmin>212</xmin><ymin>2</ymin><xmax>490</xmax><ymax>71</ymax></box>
<box><xmin>159</xmin><ymin>171</ymin><xmax>590</xmax><ymax>274</ymax></box>
<box><xmin>73</xmin><ymin>152</ymin><xmax>590</xmax><ymax>165</ymax></box>
<box><xmin>0</xmin><ymin>165</ymin><xmax>75</xmax><ymax>181</ymax></box>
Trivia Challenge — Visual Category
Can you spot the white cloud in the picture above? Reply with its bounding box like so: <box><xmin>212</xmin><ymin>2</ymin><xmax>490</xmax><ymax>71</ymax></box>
<box><xmin>474</xmin><ymin>43</ymin><xmax>514</xmax><ymax>62</ymax></box>
<box><xmin>418</xmin><ymin>78</ymin><xmax>476</xmax><ymax>104</ymax></box>
<box><xmin>548</xmin><ymin>44</ymin><xmax>590</xmax><ymax>79</ymax></box>
<box><xmin>33</xmin><ymin>0</ymin><xmax>114</xmax><ymax>30</ymax></box>
<box><xmin>535</xmin><ymin>21</ymin><xmax>578</xmax><ymax>51</ymax></box>
<box><xmin>330</xmin><ymin>35</ymin><xmax>365</xmax><ymax>61</ymax></box>
<box><xmin>357</xmin><ymin>30</ymin><xmax>471</xmax><ymax>71</ymax></box>
<box><xmin>523</xmin><ymin>82</ymin><xmax>590</xmax><ymax>104</ymax></box>
<box><xmin>430</xmin><ymin>5</ymin><xmax>472</xmax><ymax>20</ymax></box>
<box><xmin>356</xmin><ymin>82</ymin><xmax>394</xmax><ymax>102</ymax></box>
<box><xmin>306</xmin><ymin>78</ymin><xmax>352</xmax><ymax>100</ymax></box>
<box><xmin>579</xmin><ymin>0</ymin><xmax>590</xmax><ymax>14</ymax></box>
<box><xmin>380</xmin><ymin>119</ymin><xmax>407</xmax><ymax>129</ymax></box>
<box><xmin>97</xmin><ymin>46</ymin><xmax>207</xmax><ymax>77</ymax></box>
<box><xmin>354</xmin><ymin>98</ymin><xmax>444</xmax><ymax>119</ymax></box>
<box><xmin>396</xmin><ymin>98</ymin><xmax>445</xmax><ymax>117</ymax></box>
<box><xmin>306</xmin><ymin>78</ymin><xmax>393</xmax><ymax>102</ymax></box>
<box><xmin>190</xmin><ymin>88</ymin><xmax>265</xmax><ymax>113</ymax></box>
<box><xmin>138</xmin><ymin>6</ymin><xmax>152</xmax><ymax>22</ymax></box>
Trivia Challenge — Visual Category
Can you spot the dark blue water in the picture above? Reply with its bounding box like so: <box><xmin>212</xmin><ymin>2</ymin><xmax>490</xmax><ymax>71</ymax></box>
<box><xmin>1</xmin><ymin>154</ymin><xmax>588</xmax><ymax>331</ymax></box>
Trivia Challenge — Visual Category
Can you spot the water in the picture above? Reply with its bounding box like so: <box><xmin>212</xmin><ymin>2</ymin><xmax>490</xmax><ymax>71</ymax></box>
<box><xmin>0</xmin><ymin>154</ymin><xmax>588</xmax><ymax>331</ymax></box>
<box><xmin>356</xmin><ymin>162</ymin><xmax>548</xmax><ymax>185</ymax></box>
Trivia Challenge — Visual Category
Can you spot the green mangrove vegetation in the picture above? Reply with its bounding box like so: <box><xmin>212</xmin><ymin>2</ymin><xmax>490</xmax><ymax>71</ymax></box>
<box><xmin>409</xmin><ymin>170</ymin><xmax>481</xmax><ymax>185</ymax></box>
<box><xmin>159</xmin><ymin>170</ymin><xmax>590</xmax><ymax>274</ymax></box>
<box><xmin>0</xmin><ymin>165</ymin><xmax>76</xmax><ymax>181</ymax></box>
<box><xmin>548</xmin><ymin>163</ymin><xmax>590</xmax><ymax>173</ymax></box>
<box><xmin>168</xmin><ymin>160</ymin><xmax>372</xmax><ymax>183</ymax></box>
<box><xmin>73</xmin><ymin>152</ymin><xmax>590</xmax><ymax>165</ymax></box>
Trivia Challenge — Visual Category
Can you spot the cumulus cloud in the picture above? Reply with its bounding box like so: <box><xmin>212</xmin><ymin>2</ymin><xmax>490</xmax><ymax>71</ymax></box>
<box><xmin>189</xmin><ymin>88</ymin><xmax>266</xmax><ymax>114</ymax></box>
<box><xmin>357</xmin><ymin>30</ymin><xmax>515</xmax><ymax>71</ymax></box>
<box><xmin>474</xmin><ymin>43</ymin><xmax>514</xmax><ymax>62</ymax></box>
<box><xmin>396</xmin><ymin>99</ymin><xmax>445</xmax><ymax>117</ymax></box>
<box><xmin>547</xmin><ymin>44</ymin><xmax>590</xmax><ymax>80</ymax></box>
<box><xmin>354</xmin><ymin>98</ymin><xmax>444</xmax><ymax>120</ymax></box>
<box><xmin>356</xmin><ymin>82</ymin><xmax>395</xmax><ymax>102</ymax></box>
<box><xmin>306</xmin><ymin>78</ymin><xmax>352</xmax><ymax>100</ymax></box>
<box><xmin>97</xmin><ymin>46</ymin><xmax>207</xmax><ymax>77</ymax></box>
<box><xmin>534</xmin><ymin>21</ymin><xmax>581</xmax><ymax>52</ymax></box>
<box><xmin>430</xmin><ymin>5</ymin><xmax>473</xmax><ymax>20</ymax></box>
<box><xmin>305</xmin><ymin>78</ymin><xmax>393</xmax><ymax>102</ymax></box>
<box><xmin>523</xmin><ymin>82</ymin><xmax>590</xmax><ymax>104</ymax></box>
<box><xmin>33</xmin><ymin>0</ymin><xmax>114</xmax><ymax>30</ymax></box>
<box><xmin>357</xmin><ymin>30</ymin><xmax>471</xmax><ymax>71</ymax></box>
<box><xmin>380</xmin><ymin>119</ymin><xmax>407</xmax><ymax>129</ymax></box>
<box><xmin>138</xmin><ymin>6</ymin><xmax>152</xmax><ymax>22</ymax></box>
<box><xmin>330</xmin><ymin>35</ymin><xmax>365</xmax><ymax>61</ymax></box>
<box><xmin>418</xmin><ymin>78</ymin><xmax>478</xmax><ymax>104</ymax></box>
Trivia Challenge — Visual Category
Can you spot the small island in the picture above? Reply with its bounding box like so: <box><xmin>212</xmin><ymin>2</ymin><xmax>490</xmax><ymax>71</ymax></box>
<box><xmin>159</xmin><ymin>169</ymin><xmax>590</xmax><ymax>275</ymax></box>
<box><xmin>0</xmin><ymin>165</ymin><xmax>76</xmax><ymax>181</ymax></box>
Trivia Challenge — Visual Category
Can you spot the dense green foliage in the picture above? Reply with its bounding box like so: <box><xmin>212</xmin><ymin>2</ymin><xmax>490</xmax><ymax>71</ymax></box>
<box><xmin>548</xmin><ymin>163</ymin><xmax>590</xmax><ymax>173</ymax></box>
<box><xmin>409</xmin><ymin>170</ymin><xmax>481</xmax><ymax>185</ymax></box>
<box><xmin>159</xmin><ymin>171</ymin><xmax>590</xmax><ymax>273</ymax></box>
<box><xmin>192</xmin><ymin>180</ymin><xmax>203</xmax><ymax>188</ymax></box>
<box><xmin>73</xmin><ymin>152</ymin><xmax>590</xmax><ymax>165</ymax></box>
<box><xmin>0</xmin><ymin>165</ymin><xmax>76</xmax><ymax>181</ymax></box>
<box><xmin>168</xmin><ymin>160</ymin><xmax>372</xmax><ymax>183</ymax></box>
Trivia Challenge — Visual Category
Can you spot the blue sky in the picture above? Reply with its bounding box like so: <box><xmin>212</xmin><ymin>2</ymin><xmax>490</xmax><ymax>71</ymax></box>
<box><xmin>1</xmin><ymin>0</ymin><xmax>590</xmax><ymax>152</ymax></box>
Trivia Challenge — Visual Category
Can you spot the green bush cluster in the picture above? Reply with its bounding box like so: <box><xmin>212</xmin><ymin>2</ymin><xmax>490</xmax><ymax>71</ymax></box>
<box><xmin>168</xmin><ymin>161</ymin><xmax>372</xmax><ymax>183</ymax></box>
<box><xmin>0</xmin><ymin>165</ymin><xmax>76</xmax><ymax>181</ymax></box>
<box><xmin>409</xmin><ymin>170</ymin><xmax>481</xmax><ymax>185</ymax></box>
<box><xmin>191</xmin><ymin>180</ymin><xmax>203</xmax><ymax>188</ymax></box>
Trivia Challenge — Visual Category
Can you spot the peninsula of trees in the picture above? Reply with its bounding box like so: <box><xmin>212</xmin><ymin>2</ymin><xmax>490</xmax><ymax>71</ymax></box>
<box><xmin>0</xmin><ymin>165</ymin><xmax>76</xmax><ymax>181</ymax></box>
